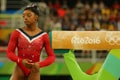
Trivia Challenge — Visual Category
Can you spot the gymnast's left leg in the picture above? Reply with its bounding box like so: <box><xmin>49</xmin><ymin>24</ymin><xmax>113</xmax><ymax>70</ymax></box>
<box><xmin>28</xmin><ymin>63</ymin><xmax>40</xmax><ymax>80</ymax></box>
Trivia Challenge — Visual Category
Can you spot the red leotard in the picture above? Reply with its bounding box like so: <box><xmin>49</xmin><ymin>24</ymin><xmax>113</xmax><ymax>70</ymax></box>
<box><xmin>7</xmin><ymin>28</ymin><xmax>55</xmax><ymax>76</ymax></box>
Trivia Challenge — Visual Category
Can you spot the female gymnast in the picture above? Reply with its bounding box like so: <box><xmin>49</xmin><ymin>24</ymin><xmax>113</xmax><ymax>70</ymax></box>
<box><xmin>7</xmin><ymin>4</ymin><xmax>55</xmax><ymax>80</ymax></box>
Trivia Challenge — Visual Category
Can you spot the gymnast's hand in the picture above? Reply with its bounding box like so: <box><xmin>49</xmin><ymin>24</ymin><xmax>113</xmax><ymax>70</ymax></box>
<box><xmin>22</xmin><ymin>59</ymin><xmax>34</xmax><ymax>69</ymax></box>
<box><xmin>31</xmin><ymin>62</ymin><xmax>40</xmax><ymax>72</ymax></box>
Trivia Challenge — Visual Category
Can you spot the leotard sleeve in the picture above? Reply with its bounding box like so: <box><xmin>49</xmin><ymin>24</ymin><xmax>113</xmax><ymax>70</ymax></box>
<box><xmin>40</xmin><ymin>33</ymin><xmax>56</xmax><ymax>67</ymax></box>
<box><xmin>7</xmin><ymin>30</ymin><xmax>23</xmax><ymax>63</ymax></box>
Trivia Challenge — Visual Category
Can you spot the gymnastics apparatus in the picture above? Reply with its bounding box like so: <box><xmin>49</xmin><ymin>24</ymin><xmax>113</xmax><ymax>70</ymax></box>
<box><xmin>50</xmin><ymin>31</ymin><xmax>120</xmax><ymax>80</ymax></box>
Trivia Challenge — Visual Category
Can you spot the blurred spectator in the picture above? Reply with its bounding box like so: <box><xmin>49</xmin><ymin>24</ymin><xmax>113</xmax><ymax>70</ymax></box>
<box><xmin>117</xmin><ymin>19</ymin><xmax>120</xmax><ymax>30</ymax></box>
<box><xmin>93</xmin><ymin>20</ymin><xmax>101</xmax><ymax>30</ymax></box>
<box><xmin>62</xmin><ymin>14</ymin><xmax>71</xmax><ymax>30</ymax></box>
<box><xmin>99</xmin><ymin>1</ymin><xmax>105</xmax><ymax>10</ymax></box>
<box><xmin>76</xmin><ymin>0</ymin><xmax>84</xmax><ymax>9</ymax></box>
<box><xmin>84</xmin><ymin>1</ymin><xmax>91</xmax><ymax>11</ymax></box>
<box><xmin>57</xmin><ymin>8</ymin><xmax>66</xmax><ymax>18</ymax></box>
<box><xmin>101</xmin><ymin>6</ymin><xmax>111</xmax><ymax>16</ymax></box>
<box><xmin>47</xmin><ymin>0</ymin><xmax>54</xmax><ymax>10</ymax></box>
<box><xmin>76</xmin><ymin>25</ymin><xmax>85</xmax><ymax>31</ymax></box>
<box><xmin>75</xmin><ymin>0</ymin><xmax>84</xmax><ymax>14</ymax></box>
<box><xmin>62</xmin><ymin>0</ymin><xmax>68</xmax><ymax>9</ymax></box>
<box><xmin>70</xmin><ymin>24</ymin><xmax>76</xmax><ymax>31</ymax></box>
<box><xmin>100</xmin><ymin>23</ymin><xmax>108</xmax><ymax>31</ymax></box>
<box><xmin>108</xmin><ymin>22</ymin><xmax>116</xmax><ymax>31</ymax></box>
<box><xmin>92</xmin><ymin>1</ymin><xmax>99</xmax><ymax>13</ymax></box>
<box><xmin>53</xmin><ymin>0</ymin><xmax>61</xmax><ymax>10</ymax></box>
<box><xmin>38</xmin><ymin>0</ymin><xmax>49</xmax><ymax>30</ymax></box>
<box><xmin>44</xmin><ymin>9</ymin><xmax>62</xmax><ymax>31</ymax></box>
<box><xmin>112</xmin><ymin>0</ymin><xmax>120</xmax><ymax>10</ymax></box>
<box><xmin>85</xmin><ymin>19</ymin><xmax>93</xmax><ymax>31</ymax></box>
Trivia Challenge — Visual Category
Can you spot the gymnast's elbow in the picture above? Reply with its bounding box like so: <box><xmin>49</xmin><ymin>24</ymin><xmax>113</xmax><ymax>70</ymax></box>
<box><xmin>6</xmin><ymin>49</ymin><xmax>15</xmax><ymax>61</ymax></box>
<box><xmin>6</xmin><ymin>50</ymin><xmax>12</xmax><ymax>60</ymax></box>
<box><xmin>49</xmin><ymin>54</ymin><xmax>56</xmax><ymax>64</ymax></box>
<box><xmin>51</xmin><ymin>54</ymin><xmax>56</xmax><ymax>63</ymax></box>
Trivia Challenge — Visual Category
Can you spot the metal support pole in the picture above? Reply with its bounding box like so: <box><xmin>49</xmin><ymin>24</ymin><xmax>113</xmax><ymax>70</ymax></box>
<box><xmin>91</xmin><ymin>50</ymin><xmax>97</xmax><ymax>63</ymax></box>
<box><xmin>1</xmin><ymin>0</ymin><xmax>6</xmax><ymax>12</ymax></box>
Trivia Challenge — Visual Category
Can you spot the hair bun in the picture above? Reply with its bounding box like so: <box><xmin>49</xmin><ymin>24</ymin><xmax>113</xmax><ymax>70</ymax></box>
<box><xmin>31</xmin><ymin>3</ymin><xmax>37</xmax><ymax>8</ymax></box>
<box><xmin>27</xmin><ymin>3</ymin><xmax>37</xmax><ymax>8</ymax></box>
<box><xmin>25</xmin><ymin>3</ymin><xmax>39</xmax><ymax>16</ymax></box>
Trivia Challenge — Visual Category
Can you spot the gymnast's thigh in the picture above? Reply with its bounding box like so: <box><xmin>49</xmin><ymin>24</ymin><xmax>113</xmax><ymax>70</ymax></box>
<box><xmin>28</xmin><ymin>71</ymin><xmax>40</xmax><ymax>80</ymax></box>
<box><xmin>10</xmin><ymin>65</ymin><xmax>26</xmax><ymax>80</ymax></box>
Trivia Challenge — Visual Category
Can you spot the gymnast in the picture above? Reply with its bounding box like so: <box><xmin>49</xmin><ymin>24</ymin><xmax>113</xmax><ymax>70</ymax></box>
<box><xmin>7</xmin><ymin>4</ymin><xmax>55</xmax><ymax>80</ymax></box>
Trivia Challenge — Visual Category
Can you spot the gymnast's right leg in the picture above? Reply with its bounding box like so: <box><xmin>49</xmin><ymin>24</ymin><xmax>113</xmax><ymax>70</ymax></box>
<box><xmin>10</xmin><ymin>65</ymin><xmax>26</xmax><ymax>80</ymax></box>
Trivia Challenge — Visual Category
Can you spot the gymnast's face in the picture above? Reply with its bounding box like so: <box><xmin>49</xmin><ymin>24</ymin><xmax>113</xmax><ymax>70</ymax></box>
<box><xmin>23</xmin><ymin>10</ymin><xmax>38</xmax><ymax>26</ymax></box>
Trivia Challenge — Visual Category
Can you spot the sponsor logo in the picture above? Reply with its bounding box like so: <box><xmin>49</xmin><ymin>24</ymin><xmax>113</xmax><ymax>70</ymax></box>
<box><xmin>71</xmin><ymin>35</ymin><xmax>100</xmax><ymax>45</ymax></box>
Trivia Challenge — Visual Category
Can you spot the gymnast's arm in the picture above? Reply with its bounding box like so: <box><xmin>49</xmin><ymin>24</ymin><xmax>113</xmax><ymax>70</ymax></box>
<box><xmin>7</xmin><ymin>30</ymin><xmax>23</xmax><ymax>63</ymax></box>
<box><xmin>39</xmin><ymin>33</ymin><xmax>56</xmax><ymax>67</ymax></box>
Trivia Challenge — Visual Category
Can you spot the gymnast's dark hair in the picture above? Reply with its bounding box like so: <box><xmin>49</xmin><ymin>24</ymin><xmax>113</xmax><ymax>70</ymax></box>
<box><xmin>24</xmin><ymin>3</ymin><xmax>39</xmax><ymax>16</ymax></box>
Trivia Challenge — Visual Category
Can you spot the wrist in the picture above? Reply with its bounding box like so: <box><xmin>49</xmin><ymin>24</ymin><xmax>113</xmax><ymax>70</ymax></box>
<box><xmin>17</xmin><ymin>58</ymin><xmax>23</xmax><ymax>64</ymax></box>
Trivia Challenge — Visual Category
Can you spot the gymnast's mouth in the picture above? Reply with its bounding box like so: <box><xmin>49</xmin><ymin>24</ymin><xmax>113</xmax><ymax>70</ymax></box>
<box><xmin>24</xmin><ymin>21</ymin><xmax>30</xmax><ymax>24</ymax></box>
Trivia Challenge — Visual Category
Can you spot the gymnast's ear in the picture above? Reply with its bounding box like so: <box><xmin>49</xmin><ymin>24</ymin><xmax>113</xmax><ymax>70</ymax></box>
<box><xmin>35</xmin><ymin>15</ymin><xmax>38</xmax><ymax>21</ymax></box>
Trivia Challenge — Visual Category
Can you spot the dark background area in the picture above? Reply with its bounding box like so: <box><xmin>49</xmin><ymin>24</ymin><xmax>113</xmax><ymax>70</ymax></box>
<box><xmin>6</xmin><ymin>0</ymin><xmax>120</xmax><ymax>10</ymax></box>
<box><xmin>30</xmin><ymin>0</ymin><xmax>120</xmax><ymax>8</ymax></box>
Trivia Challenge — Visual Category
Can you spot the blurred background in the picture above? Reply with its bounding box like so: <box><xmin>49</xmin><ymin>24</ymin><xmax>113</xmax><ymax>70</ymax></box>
<box><xmin>0</xmin><ymin>0</ymin><xmax>120</xmax><ymax>80</ymax></box>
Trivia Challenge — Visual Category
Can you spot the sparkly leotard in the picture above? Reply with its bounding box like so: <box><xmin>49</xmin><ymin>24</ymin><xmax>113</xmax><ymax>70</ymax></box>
<box><xmin>7</xmin><ymin>28</ymin><xmax>55</xmax><ymax>76</ymax></box>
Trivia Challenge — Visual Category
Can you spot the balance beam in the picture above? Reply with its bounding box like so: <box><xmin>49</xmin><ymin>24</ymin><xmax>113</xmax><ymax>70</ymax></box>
<box><xmin>50</xmin><ymin>31</ymin><xmax>120</xmax><ymax>50</ymax></box>
<box><xmin>49</xmin><ymin>31</ymin><xmax>120</xmax><ymax>80</ymax></box>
